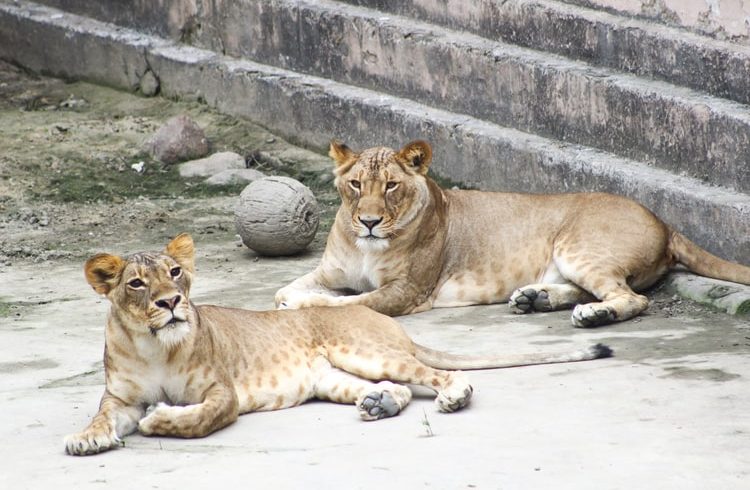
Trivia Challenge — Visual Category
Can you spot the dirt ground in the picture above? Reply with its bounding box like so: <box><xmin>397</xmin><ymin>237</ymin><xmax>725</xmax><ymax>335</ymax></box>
<box><xmin>0</xmin><ymin>59</ymin><xmax>339</xmax><ymax>267</ymax></box>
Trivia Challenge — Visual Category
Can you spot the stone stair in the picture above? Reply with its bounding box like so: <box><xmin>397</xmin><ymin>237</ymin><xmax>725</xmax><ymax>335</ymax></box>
<box><xmin>1</xmin><ymin>0</ymin><xmax>748</xmax><ymax>263</ymax></box>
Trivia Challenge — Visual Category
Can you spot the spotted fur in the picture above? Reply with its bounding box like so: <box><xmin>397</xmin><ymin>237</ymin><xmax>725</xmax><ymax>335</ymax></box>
<box><xmin>65</xmin><ymin>234</ymin><xmax>611</xmax><ymax>456</ymax></box>
<box><xmin>275</xmin><ymin>140</ymin><xmax>750</xmax><ymax>326</ymax></box>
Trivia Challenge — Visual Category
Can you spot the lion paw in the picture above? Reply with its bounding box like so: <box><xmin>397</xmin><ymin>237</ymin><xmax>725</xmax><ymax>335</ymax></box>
<box><xmin>357</xmin><ymin>391</ymin><xmax>402</xmax><ymax>421</ymax></box>
<box><xmin>64</xmin><ymin>428</ymin><xmax>121</xmax><ymax>456</ymax></box>
<box><xmin>138</xmin><ymin>402</ymin><xmax>176</xmax><ymax>435</ymax></box>
<box><xmin>571</xmin><ymin>303</ymin><xmax>616</xmax><ymax>328</ymax></box>
<box><xmin>509</xmin><ymin>287</ymin><xmax>552</xmax><ymax>314</ymax></box>
<box><xmin>435</xmin><ymin>384</ymin><xmax>473</xmax><ymax>413</ymax></box>
<box><xmin>276</xmin><ymin>291</ymin><xmax>339</xmax><ymax>310</ymax></box>
<box><xmin>275</xmin><ymin>294</ymin><xmax>301</xmax><ymax>310</ymax></box>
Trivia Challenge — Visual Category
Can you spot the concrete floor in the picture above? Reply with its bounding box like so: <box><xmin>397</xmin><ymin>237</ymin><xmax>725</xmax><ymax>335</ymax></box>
<box><xmin>2</xmin><ymin>241</ymin><xmax>749</xmax><ymax>489</ymax></box>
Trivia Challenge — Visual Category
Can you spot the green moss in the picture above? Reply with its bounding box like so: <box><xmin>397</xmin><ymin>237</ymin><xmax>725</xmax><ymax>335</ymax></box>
<box><xmin>0</xmin><ymin>301</ymin><xmax>10</xmax><ymax>317</ymax></box>
<box><xmin>34</xmin><ymin>160</ymin><xmax>246</xmax><ymax>203</ymax></box>
<box><xmin>735</xmin><ymin>300</ymin><xmax>750</xmax><ymax>316</ymax></box>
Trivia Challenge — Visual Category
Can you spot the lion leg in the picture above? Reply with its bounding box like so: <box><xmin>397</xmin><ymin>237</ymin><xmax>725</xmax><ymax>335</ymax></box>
<box><xmin>326</xmin><ymin>348</ymin><xmax>473</xmax><ymax>414</ymax></box>
<box><xmin>65</xmin><ymin>391</ymin><xmax>143</xmax><ymax>456</ymax></box>
<box><xmin>571</xmin><ymin>285</ymin><xmax>649</xmax><ymax>328</ymax></box>
<box><xmin>137</xmin><ymin>382</ymin><xmax>239</xmax><ymax>438</ymax></box>
<box><xmin>312</xmin><ymin>361</ymin><xmax>412</xmax><ymax>421</ymax></box>
<box><xmin>509</xmin><ymin>283</ymin><xmax>595</xmax><ymax>314</ymax></box>
<box><xmin>556</xmin><ymin>260</ymin><xmax>650</xmax><ymax>327</ymax></box>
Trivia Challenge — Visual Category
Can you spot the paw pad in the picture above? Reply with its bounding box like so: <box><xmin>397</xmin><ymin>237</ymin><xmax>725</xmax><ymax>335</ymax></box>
<box><xmin>509</xmin><ymin>288</ymin><xmax>551</xmax><ymax>314</ymax></box>
<box><xmin>358</xmin><ymin>391</ymin><xmax>401</xmax><ymax>421</ymax></box>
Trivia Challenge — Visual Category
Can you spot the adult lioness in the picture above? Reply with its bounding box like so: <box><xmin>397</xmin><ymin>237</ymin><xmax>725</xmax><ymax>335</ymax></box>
<box><xmin>65</xmin><ymin>233</ymin><xmax>611</xmax><ymax>456</ymax></box>
<box><xmin>275</xmin><ymin>140</ymin><xmax>750</xmax><ymax>326</ymax></box>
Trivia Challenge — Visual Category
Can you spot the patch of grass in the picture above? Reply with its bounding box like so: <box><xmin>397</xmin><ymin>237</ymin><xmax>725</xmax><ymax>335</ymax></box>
<box><xmin>35</xmin><ymin>160</ymin><xmax>246</xmax><ymax>203</ymax></box>
<box><xmin>0</xmin><ymin>301</ymin><xmax>11</xmax><ymax>317</ymax></box>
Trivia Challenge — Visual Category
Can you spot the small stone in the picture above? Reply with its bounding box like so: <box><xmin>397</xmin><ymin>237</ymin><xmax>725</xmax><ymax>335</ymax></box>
<box><xmin>59</xmin><ymin>95</ymin><xmax>87</xmax><ymax>110</ymax></box>
<box><xmin>205</xmin><ymin>168</ymin><xmax>265</xmax><ymax>185</ymax></box>
<box><xmin>178</xmin><ymin>151</ymin><xmax>246</xmax><ymax>178</ymax></box>
<box><xmin>139</xmin><ymin>69</ymin><xmax>160</xmax><ymax>97</ymax></box>
<box><xmin>144</xmin><ymin>114</ymin><xmax>209</xmax><ymax>164</ymax></box>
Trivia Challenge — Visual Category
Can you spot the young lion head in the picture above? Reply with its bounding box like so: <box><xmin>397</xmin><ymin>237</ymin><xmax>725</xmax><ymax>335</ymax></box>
<box><xmin>84</xmin><ymin>233</ymin><xmax>196</xmax><ymax>347</ymax></box>
<box><xmin>330</xmin><ymin>140</ymin><xmax>433</xmax><ymax>251</ymax></box>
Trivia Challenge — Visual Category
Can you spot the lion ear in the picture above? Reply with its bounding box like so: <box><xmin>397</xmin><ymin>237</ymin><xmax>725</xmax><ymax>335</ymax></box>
<box><xmin>85</xmin><ymin>254</ymin><xmax>126</xmax><ymax>296</ymax></box>
<box><xmin>329</xmin><ymin>139</ymin><xmax>357</xmax><ymax>168</ymax></box>
<box><xmin>165</xmin><ymin>233</ymin><xmax>195</xmax><ymax>273</ymax></box>
<box><xmin>398</xmin><ymin>140</ymin><xmax>432</xmax><ymax>175</ymax></box>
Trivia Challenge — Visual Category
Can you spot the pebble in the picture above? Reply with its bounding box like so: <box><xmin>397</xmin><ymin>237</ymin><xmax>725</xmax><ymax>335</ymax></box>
<box><xmin>204</xmin><ymin>168</ymin><xmax>265</xmax><ymax>185</ymax></box>
<box><xmin>144</xmin><ymin>114</ymin><xmax>209</xmax><ymax>164</ymax></box>
<box><xmin>178</xmin><ymin>151</ymin><xmax>246</xmax><ymax>178</ymax></box>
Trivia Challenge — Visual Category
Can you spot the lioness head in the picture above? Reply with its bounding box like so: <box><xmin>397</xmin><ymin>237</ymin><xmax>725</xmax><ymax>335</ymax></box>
<box><xmin>84</xmin><ymin>233</ymin><xmax>196</xmax><ymax>346</ymax></box>
<box><xmin>330</xmin><ymin>139</ymin><xmax>433</xmax><ymax>250</ymax></box>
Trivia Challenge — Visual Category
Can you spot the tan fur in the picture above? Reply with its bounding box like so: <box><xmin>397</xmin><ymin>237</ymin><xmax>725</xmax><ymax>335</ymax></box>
<box><xmin>275</xmin><ymin>140</ymin><xmax>750</xmax><ymax>326</ymax></box>
<box><xmin>65</xmin><ymin>234</ymin><xmax>611</xmax><ymax>456</ymax></box>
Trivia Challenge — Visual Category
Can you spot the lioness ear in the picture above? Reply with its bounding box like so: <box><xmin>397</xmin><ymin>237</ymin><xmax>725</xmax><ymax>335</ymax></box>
<box><xmin>85</xmin><ymin>254</ymin><xmax>126</xmax><ymax>296</ymax></box>
<box><xmin>165</xmin><ymin>233</ymin><xmax>195</xmax><ymax>273</ymax></box>
<box><xmin>329</xmin><ymin>139</ymin><xmax>357</xmax><ymax>168</ymax></box>
<box><xmin>398</xmin><ymin>140</ymin><xmax>432</xmax><ymax>175</ymax></box>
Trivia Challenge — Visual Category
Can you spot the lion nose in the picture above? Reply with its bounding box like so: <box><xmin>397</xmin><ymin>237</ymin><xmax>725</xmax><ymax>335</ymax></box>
<box><xmin>359</xmin><ymin>217</ymin><xmax>382</xmax><ymax>231</ymax></box>
<box><xmin>155</xmin><ymin>295</ymin><xmax>181</xmax><ymax>311</ymax></box>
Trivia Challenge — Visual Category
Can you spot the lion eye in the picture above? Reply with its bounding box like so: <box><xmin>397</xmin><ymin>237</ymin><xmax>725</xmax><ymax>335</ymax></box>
<box><xmin>349</xmin><ymin>180</ymin><xmax>361</xmax><ymax>190</ymax></box>
<box><xmin>127</xmin><ymin>278</ymin><xmax>145</xmax><ymax>289</ymax></box>
<box><xmin>386</xmin><ymin>181</ymin><xmax>398</xmax><ymax>191</ymax></box>
<box><xmin>170</xmin><ymin>266</ymin><xmax>182</xmax><ymax>278</ymax></box>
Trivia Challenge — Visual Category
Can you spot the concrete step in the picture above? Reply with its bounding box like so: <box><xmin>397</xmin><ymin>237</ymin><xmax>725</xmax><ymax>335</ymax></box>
<box><xmin>341</xmin><ymin>0</ymin><xmax>750</xmax><ymax>106</ymax></box>
<box><xmin>28</xmin><ymin>0</ymin><xmax>750</xmax><ymax>194</ymax></box>
<box><xmin>1</xmin><ymin>1</ymin><xmax>747</xmax><ymax>264</ymax></box>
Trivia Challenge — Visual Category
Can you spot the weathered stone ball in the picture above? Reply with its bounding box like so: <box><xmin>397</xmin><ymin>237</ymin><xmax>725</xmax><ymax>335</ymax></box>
<box><xmin>234</xmin><ymin>176</ymin><xmax>319</xmax><ymax>256</ymax></box>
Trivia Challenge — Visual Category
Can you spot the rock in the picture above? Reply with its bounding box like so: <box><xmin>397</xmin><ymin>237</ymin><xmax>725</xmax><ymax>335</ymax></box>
<box><xmin>145</xmin><ymin>115</ymin><xmax>209</xmax><ymax>164</ymax></box>
<box><xmin>205</xmin><ymin>168</ymin><xmax>265</xmax><ymax>185</ymax></box>
<box><xmin>666</xmin><ymin>272</ymin><xmax>750</xmax><ymax>316</ymax></box>
<box><xmin>179</xmin><ymin>151</ymin><xmax>246</xmax><ymax>178</ymax></box>
<box><xmin>139</xmin><ymin>69</ymin><xmax>160</xmax><ymax>96</ymax></box>
<box><xmin>234</xmin><ymin>176</ymin><xmax>319</xmax><ymax>256</ymax></box>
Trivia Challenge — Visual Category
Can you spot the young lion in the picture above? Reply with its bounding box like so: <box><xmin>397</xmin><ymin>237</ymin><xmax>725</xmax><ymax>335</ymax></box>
<box><xmin>275</xmin><ymin>140</ymin><xmax>750</xmax><ymax>326</ymax></box>
<box><xmin>65</xmin><ymin>234</ymin><xmax>611</xmax><ymax>456</ymax></box>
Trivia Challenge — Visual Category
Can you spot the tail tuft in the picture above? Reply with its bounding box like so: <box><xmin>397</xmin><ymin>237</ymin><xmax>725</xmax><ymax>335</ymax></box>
<box><xmin>590</xmin><ymin>343</ymin><xmax>614</xmax><ymax>359</ymax></box>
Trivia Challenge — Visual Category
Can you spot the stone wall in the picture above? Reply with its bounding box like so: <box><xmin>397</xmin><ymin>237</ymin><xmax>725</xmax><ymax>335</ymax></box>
<box><xmin>565</xmin><ymin>0</ymin><xmax>750</xmax><ymax>42</ymax></box>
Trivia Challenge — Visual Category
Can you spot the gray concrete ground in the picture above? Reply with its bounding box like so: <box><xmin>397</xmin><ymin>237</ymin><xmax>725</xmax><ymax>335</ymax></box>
<box><xmin>2</xmin><ymin>240</ymin><xmax>749</xmax><ymax>489</ymax></box>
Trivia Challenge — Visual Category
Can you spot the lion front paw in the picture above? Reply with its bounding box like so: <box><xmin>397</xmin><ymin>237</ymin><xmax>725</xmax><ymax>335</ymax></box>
<box><xmin>509</xmin><ymin>287</ymin><xmax>552</xmax><ymax>314</ymax></box>
<box><xmin>274</xmin><ymin>288</ymin><xmax>294</xmax><ymax>309</ymax></box>
<box><xmin>64</xmin><ymin>428</ymin><xmax>121</xmax><ymax>456</ymax></box>
<box><xmin>138</xmin><ymin>402</ymin><xmax>177</xmax><ymax>436</ymax></box>
<box><xmin>571</xmin><ymin>303</ymin><xmax>616</xmax><ymax>328</ymax></box>
<box><xmin>278</xmin><ymin>291</ymin><xmax>342</xmax><ymax>310</ymax></box>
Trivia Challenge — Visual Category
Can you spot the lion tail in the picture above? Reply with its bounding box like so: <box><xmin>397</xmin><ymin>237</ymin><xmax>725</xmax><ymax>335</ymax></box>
<box><xmin>669</xmin><ymin>230</ymin><xmax>750</xmax><ymax>285</ymax></box>
<box><xmin>413</xmin><ymin>343</ymin><xmax>613</xmax><ymax>371</ymax></box>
